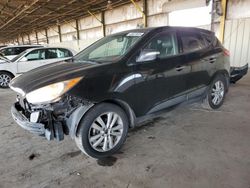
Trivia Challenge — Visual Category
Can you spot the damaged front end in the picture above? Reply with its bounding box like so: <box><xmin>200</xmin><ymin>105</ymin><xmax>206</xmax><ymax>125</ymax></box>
<box><xmin>11</xmin><ymin>95</ymin><xmax>93</xmax><ymax>141</ymax></box>
<box><xmin>230</xmin><ymin>63</ymin><xmax>248</xmax><ymax>83</ymax></box>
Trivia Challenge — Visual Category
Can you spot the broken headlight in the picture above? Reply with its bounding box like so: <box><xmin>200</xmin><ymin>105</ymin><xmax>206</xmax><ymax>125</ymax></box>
<box><xmin>26</xmin><ymin>77</ymin><xmax>82</xmax><ymax>104</ymax></box>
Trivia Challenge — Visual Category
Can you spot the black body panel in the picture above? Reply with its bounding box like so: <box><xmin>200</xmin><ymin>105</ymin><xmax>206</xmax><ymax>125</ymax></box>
<box><xmin>10</xmin><ymin>26</ymin><xmax>230</xmax><ymax>119</ymax></box>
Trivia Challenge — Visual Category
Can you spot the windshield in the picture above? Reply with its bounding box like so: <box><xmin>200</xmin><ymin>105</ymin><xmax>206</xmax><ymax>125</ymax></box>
<box><xmin>74</xmin><ymin>32</ymin><xmax>144</xmax><ymax>63</ymax></box>
<box><xmin>10</xmin><ymin>50</ymin><xmax>27</xmax><ymax>62</ymax></box>
<box><xmin>11</xmin><ymin>50</ymin><xmax>29</xmax><ymax>62</ymax></box>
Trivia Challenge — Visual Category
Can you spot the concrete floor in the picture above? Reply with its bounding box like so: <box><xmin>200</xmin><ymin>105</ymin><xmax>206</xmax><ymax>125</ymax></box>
<box><xmin>0</xmin><ymin>74</ymin><xmax>250</xmax><ymax>188</ymax></box>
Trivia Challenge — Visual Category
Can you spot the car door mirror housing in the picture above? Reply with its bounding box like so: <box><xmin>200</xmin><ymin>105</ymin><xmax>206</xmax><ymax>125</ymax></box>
<box><xmin>136</xmin><ymin>49</ymin><xmax>160</xmax><ymax>63</ymax></box>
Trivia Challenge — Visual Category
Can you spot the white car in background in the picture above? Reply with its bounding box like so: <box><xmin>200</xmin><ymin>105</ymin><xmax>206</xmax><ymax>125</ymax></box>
<box><xmin>0</xmin><ymin>45</ymin><xmax>43</xmax><ymax>62</ymax></box>
<box><xmin>0</xmin><ymin>47</ymin><xmax>76</xmax><ymax>88</ymax></box>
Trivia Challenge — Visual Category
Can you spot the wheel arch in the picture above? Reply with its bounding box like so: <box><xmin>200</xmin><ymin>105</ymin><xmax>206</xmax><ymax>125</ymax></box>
<box><xmin>70</xmin><ymin>98</ymin><xmax>136</xmax><ymax>139</ymax></box>
<box><xmin>101</xmin><ymin>99</ymin><xmax>136</xmax><ymax>129</ymax></box>
<box><xmin>0</xmin><ymin>70</ymin><xmax>15</xmax><ymax>78</ymax></box>
<box><xmin>211</xmin><ymin>70</ymin><xmax>230</xmax><ymax>91</ymax></box>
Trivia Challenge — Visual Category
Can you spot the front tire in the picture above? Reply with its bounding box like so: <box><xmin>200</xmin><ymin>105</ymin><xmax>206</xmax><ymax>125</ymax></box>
<box><xmin>203</xmin><ymin>75</ymin><xmax>227</xmax><ymax>109</ymax></box>
<box><xmin>75</xmin><ymin>103</ymin><xmax>129</xmax><ymax>159</ymax></box>
<box><xmin>0</xmin><ymin>72</ymin><xmax>13</xmax><ymax>88</ymax></box>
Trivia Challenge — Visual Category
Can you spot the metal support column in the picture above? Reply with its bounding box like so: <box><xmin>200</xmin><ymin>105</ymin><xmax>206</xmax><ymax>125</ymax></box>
<box><xmin>58</xmin><ymin>25</ymin><xmax>62</xmax><ymax>42</ymax></box>
<box><xmin>142</xmin><ymin>0</ymin><xmax>148</xmax><ymax>27</ymax></box>
<box><xmin>35</xmin><ymin>31</ymin><xmax>39</xmax><ymax>44</ymax></box>
<box><xmin>76</xmin><ymin>19</ymin><xmax>80</xmax><ymax>40</ymax></box>
<box><xmin>219</xmin><ymin>0</ymin><xmax>227</xmax><ymax>43</ymax></box>
<box><xmin>130</xmin><ymin>0</ymin><xmax>147</xmax><ymax>27</ymax></box>
<box><xmin>45</xmin><ymin>28</ymin><xmax>49</xmax><ymax>44</ymax></box>
<box><xmin>88</xmin><ymin>10</ymin><xmax>106</xmax><ymax>37</ymax></box>
<box><xmin>21</xmin><ymin>35</ymin><xmax>24</xmax><ymax>44</ymax></box>
<box><xmin>27</xmin><ymin>34</ymin><xmax>31</xmax><ymax>44</ymax></box>
<box><xmin>17</xmin><ymin>37</ymin><xmax>20</xmax><ymax>45</ymax></box>
<box><xmin>101</xmin><ymin>11</ymin><xmax>106</xmax><ymax>37</ymax></box>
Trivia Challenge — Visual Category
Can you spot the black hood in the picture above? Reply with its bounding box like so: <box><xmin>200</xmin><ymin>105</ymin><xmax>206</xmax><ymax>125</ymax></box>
<box><xmin>10</xmin><ymin>61</ymin><xmax>96</xmax><ymax>94</ymax></box>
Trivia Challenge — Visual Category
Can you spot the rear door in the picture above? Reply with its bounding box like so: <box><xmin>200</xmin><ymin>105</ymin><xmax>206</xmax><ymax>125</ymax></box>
<box><xmin>178</xmin><ymin>30</ymin><xmax>213</xmax><ymax>94</ymax></box>
<box><xmin>132</xmin><ymin>30</ymin><xmax>191</xmax><ymax>116</ymax></box>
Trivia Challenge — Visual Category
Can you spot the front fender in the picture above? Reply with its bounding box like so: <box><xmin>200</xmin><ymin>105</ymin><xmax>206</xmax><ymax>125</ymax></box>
<box><xmin>66</xmin><ymin>104</ymin><xmax>94</xmax><ymax>138</ymax></box>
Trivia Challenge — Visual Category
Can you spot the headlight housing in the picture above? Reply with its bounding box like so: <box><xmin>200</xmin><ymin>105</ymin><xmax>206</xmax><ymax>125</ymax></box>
<box><xmin>26</xmin><ymin>77</ymin><xmax>82</xmax><ymax>104</ymax></box>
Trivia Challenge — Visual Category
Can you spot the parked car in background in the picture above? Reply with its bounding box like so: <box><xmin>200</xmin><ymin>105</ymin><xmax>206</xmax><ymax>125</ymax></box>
<box><xmin>9</xmin><ymin>27</ymin><xmax>248</xmax><ymax>159</ymax></box>
<box><xmin>0</xmin><ymin>45</ymin><xmax>43</xmax><ymax>62</ymax></box>
<box><xmin>0</xmin><ymin>47</ymin><xmax>75</xmax><ymax>88</ymax></box>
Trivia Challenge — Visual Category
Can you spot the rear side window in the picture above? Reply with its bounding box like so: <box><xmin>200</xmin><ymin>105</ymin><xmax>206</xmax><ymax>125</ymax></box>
<box><xmin>46</xmin><ymin>49</ymin><xmax>58</xmax><ymax>59</ymax></box>
<box><xmin>57</xmin><ymin>48</ymin><xmax>72</xmax><ymax>58</ymax></box>
<box><xmin>180</xmin><ymin>32</ymin><xmax>206</xmax><ymax>53</ymax></box>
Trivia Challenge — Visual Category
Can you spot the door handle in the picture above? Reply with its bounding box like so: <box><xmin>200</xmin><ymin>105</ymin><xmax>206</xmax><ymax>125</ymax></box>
<box><xmin>209</xmin><ymin>58</ymin><xmax>216</xmax><ymax>63</ymax></box>
<box><xmin>176</xmin><ymin>66</ymin><xmax>186</xmax><ymax>72</ymax></box>
<box><xmin>202</xmin><ymin>57</ymin><xmax>217</xmax><ymax>64</ymax></box>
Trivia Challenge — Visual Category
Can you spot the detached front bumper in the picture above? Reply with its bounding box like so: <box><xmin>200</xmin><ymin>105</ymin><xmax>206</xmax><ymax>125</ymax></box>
<box><xmin>230</xmin><ymin>64</ymin><xmax>248</xmax><ymax>83</ymax></box>
<box><xmin>11</xmin><ymin>96</ymin><xmax>94</xmax><ymax>142</ymax></box>
<box><xmin>11</xmin><ymin>102</ymin><xmax>45</xmax><ymax>135</ymax></box>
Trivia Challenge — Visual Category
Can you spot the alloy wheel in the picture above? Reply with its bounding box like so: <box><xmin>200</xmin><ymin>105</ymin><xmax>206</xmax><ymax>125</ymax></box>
<box><xmin>0</xmin><ymin>73</ymin><xmax>11</xmax><ymax>87</ymax></box>
<box><xmin>211</xmin><ymin>80</ymin><xmax>225</xmax><ymax>105</ymax></box>
<box><xmin>88</xmin><ymin>112</ymin><xmax>124</xmax><ymax>152</ymax></box>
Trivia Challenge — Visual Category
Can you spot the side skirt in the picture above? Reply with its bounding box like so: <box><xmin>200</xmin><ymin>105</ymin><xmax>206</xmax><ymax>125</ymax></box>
<box><xmin>135</xmin><ymin>86</ymin><xmax>207</xmax><ymax>126</ymax></box>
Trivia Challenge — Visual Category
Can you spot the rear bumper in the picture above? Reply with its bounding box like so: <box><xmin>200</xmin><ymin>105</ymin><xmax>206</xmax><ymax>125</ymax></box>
<box><xmin>11</xmin><ymin>102</ymin><xmax>45</xmax><ymax>135</ymax></box>
<box><xmin>230</xmin><ymin>64</ymin><xmax>248</xmax><ymax>83</ymax></box>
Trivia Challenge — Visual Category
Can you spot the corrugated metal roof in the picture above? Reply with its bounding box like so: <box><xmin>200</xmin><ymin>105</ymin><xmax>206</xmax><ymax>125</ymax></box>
<box><xmin>0</xmin><ymin>0</ymin><xmax>131</xmax><ymax>42</ymax></box>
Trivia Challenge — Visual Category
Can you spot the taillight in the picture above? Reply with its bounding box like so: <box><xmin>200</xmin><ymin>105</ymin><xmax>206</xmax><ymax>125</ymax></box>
<box><xmin>223</xmin><ymin>48</ymin><xmax>230</xmax><ymax>56</ymax></box>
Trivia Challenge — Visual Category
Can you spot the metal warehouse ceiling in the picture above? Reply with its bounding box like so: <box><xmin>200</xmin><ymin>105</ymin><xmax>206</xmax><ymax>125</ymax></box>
<box><xmin>0</xmin><ymin>0</ymin><xmax>131</xmax><ymax>43</ymax></box>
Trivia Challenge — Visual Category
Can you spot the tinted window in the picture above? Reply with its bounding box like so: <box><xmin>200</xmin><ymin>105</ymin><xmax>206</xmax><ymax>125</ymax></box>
<box><xmin>74</xmin><ymin>33</ymin><xmax>143</xmax><ymax>63</ymax></box>
<box><xmin>202</xmin><ymin>33</ymin><xmax>218</xmax><ymax>47</ymax></box>
<box><xmin>57</xmin><ymin>48</ymin><xmax>72</xmax><ymax>58</ymax></box>
<box><xmin>88</xmin><ymin>36</ymin><xmax>139</xmax><ymax>60</ymax></box>
<box><xmin>0</xmin><ymin>46</ymin><xmax>41</xmax><ymax>56</ymax></box>
<box><xmin>46</xmin><ymin>49</ymin><xmax>58</xmax><ymax>59</ymax></box>
<box><xmin>180</xmin><ymin>32</ymin><xmax>206</xmax><ymax>53</ymax></box>
<box><xmin>0</xmin><ymin>48</ymin><xmax>15</xmax><ymax>56</ymax></box>
<box><xmin>14</xmin><ymin>47</ymin><xmax>38</xmax><ymax>54</ymax></box>
<box><xmin>143</xmin><ymin>32</ymin><xmax>178</xmax><ymax>59</ymax></box>
<box><xmin>25</xmin><ymin>49</ymin><xmax>45</xmax><ymax>61</ymax></box>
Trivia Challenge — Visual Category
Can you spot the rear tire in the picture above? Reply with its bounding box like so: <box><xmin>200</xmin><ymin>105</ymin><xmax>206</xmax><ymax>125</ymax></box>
<box><xmin>0</xmin><ymin>72</ymin><xmax>13</xmax><ymax>88</ymax></box>
<box><xmin>75</xmin><ymin>103</ymin><xmax>129</xmax><ymax>159</ymax></box>
<box><xmin>202</xmin><ymin>75</ymin><xmax>227</xmax><ymax>109</ymax></box>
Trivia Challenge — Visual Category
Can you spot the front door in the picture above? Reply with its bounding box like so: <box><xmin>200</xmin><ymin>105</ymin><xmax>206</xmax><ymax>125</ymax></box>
<box><xmin>132</xmin><ymin>31</ymin><xmax>191</xmax><ymax>116</ymax></box>
<box><xmin>17</xmin><ymin>49</ymin><xmax>46</xmax><ymax>73</ymax></box>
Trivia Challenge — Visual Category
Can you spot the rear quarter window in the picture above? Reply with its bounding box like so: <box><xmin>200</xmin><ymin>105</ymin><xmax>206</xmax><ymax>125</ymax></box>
<box><xmin>201</xmin><ymin>33</ymin><xmax>217</xmax><ymax>47</ymax></box>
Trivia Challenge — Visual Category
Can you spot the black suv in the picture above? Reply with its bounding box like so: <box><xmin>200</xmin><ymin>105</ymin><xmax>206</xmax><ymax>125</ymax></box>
<box><xmin>10</xmin><ymin>27</ymin><xmax>230</xmax><ymax>158</ymax></box>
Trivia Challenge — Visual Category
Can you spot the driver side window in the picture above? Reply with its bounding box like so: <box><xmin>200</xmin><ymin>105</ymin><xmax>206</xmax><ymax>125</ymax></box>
<box><xmin>143</xmin><ymin>32</ymin><xmax>178</xmax><ymax>59</ymax></box>
<box><xmin>25</xmin><ymin>50</ymin><xmax>45</xmax><ymax>61</ymax></box>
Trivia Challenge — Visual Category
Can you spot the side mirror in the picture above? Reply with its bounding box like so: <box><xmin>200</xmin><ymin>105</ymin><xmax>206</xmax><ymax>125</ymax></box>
<box><xmin>136</xmin><ymin>49</ymin><xmax>160</xmax><ymax>63</ymax></box>
<box><xmin>19</xmin><ymin>57</ymin><xmax>28</xmax><ymax>62</ymax></box>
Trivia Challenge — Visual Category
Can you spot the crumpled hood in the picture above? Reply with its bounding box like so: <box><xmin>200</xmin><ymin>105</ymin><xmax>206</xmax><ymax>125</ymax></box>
<box><xmin>10</xmin><ymin>61</ymin><xmax>95</xmax><ymax>94</ymax></box>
